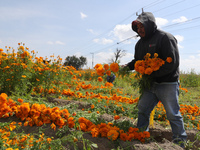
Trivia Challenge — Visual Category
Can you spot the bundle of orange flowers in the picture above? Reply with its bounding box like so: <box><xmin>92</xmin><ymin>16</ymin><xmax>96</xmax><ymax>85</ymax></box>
<box><xmin>133</xmin><ymin>53</ymin><xmax>172</xmax><ymax>95</ymax></box>
<box><xmin>134</xmin><ymin>53</ymin><xmax>172</xmax><ymax>75</ymax></box>
<box><xmin>94</xmin><ymin>62</ymin><xmax>119</xmax><ymax>76</ymax></box>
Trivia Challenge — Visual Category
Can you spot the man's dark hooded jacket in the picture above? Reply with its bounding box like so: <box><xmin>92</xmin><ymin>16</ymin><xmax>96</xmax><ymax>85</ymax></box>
<box><xmin>127</xmin><ymin>12</ymin><xmax>179</xmax><ymax>83</ymax></box>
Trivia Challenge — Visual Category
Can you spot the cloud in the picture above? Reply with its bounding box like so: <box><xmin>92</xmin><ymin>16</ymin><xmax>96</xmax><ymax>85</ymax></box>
<box><xmin>172</xmin><ymin>16</ymin><xmax>188</xmax><ymax>23</ymax></box>
<box><xmin>96</xmin><ymin>51</ymin><xmax>114</xmax><ymax>59</ymax></box>
<box><xmin>47</xmin><ymin>41</ymin><xmax>65</xmax><ymax>45</ymax></box>
<box><xmin>120</xmin><ymin>52</ymin><xmax>134</xmax><ymax>65</ymax></box>
<box><xmin>93</xmin><ymin>38</ymin><xmax>113</xmax><ymax>45</ymax></box>
<box><xmin>80</xmin><ymin>12</ymin><xmax>87</xmax><ymax>19</ymax></box>
<box><xmin>155</xmin><ymin>17</ymin><xmax>169</xmax><ymax>28</ymax></box>
<box><xmin>90</xmin><ymin>51</ymin><xmax>114</xmax><ymax>65</ymax></box>
<box><xmin>55</xmin><ymin>41</ymin><xmax>65</xmax><ymax>45</ymax></box>
<box><xmin>175</xmin><ymin>35</ymin><xmax>184</xmax><ymax>42</ymax></box>
<box><xmin>47</xmin><ymin>41</ymin><xmax>54</xmax><ymax>45</ymax></box>
<box><xmin>113</xmin><ymin>24</ymin><xmax>136</xmax><ymax>42</ymax></box>
<box><xmin>87</xmin><ymin>29</ymin><xmax>97</xmax><ymax>35</ymax></box>
<box><xmin>174</xmin><ymin>35</ymin><xmax>184</xmax><ymax>48</ymax></box>
<box><xmin>180</xmin><ymin>55</ymin><xmax>200</xmax><ymax>73</ymax></box>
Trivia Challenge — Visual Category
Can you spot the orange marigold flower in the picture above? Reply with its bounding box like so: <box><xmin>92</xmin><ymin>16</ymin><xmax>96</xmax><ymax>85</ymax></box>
<box><xmin>96</xmin><ymin>66</ymin><xmax>105</xmax><ymax>76</ymax></box>
<box><xmin>94</xmin><ymin>63</ymin><xmax>102</xmax><ymax>69</ymax></box>
<box><xmin>145</xmin><ymin>67</ymin><xmax>153</xmax><ymax>75</ymax></box>
<box><xmin>24</xmin><ymin>121</ymin><xmax>28</xmax><ymax>126</ymax></box>
<box><xmin>114</xmin><ymin>115</ymin><xmax>120</xmax><ymax>120</ymax></box>
<box><xmin>67</xmin><ymin>117</ymin><xmax>74</xmax><ymax>121</ymax></box>
<box><xmin>0</xmin><ymin>48</ymin><xmax>3</xmax><ymax>52</ymax></box>
<box><xmin>104</xmin><ymin>64</ymin><xmax>109</xmax><ymax>70</ymax></box>
<box><xmin>91</xmin><ymin>104</ymin><xmax>95</xmax><ymax>109</ymax></box>
<box><xmin>79</xmin><ymin>123</ymin><xmax>87</xmax><ymax>131</ymax></box>
<box><xmin>99</xmin><ymin>127</ymin><xmax>109</xmax><ymax>137</ymax></box>
<box><xmin>107</xmin><ymin>122</ymin><xmax>113</xmax><ymax>126</ymax></box>
<box><xmin>138</xmin><ymin>66</ymin><xmax>145</xmax><ymax>74</ymax></box>
<box><xmin>19</xmin><ymin>46</ymin><xmax>25</xmax><ymax>51</ymax></box>
<box><xmin>128</xmin><ymin>127</ymin><xmax>139</xmax><ymax>133</ymax></box>
<box><xmin>17</xmin><ymin>98</ymin><xmax>23</xmax><ymax>103</ymax></box>
<box><xmin>78</xmin><ymin>117</ymin><xmax>87</xmax><ymax>124</ymax></box>
<box><xmin>46</xmin><ymin>138</ymin><xmax>52</xmax><ymax>144</ymax></box>
<box><xmin>73</xmin><ymin>137</ymin><xmax>78</xmax><ymax>142</ymax></box>
<box><xmin>135</xmin><ymin>60</ymin><xmax>144</xmax><ymax>69</ymax></box>
<box><xmin>107</xmin><ymin>130</ymin><xmax>119</xmax><ymax>141</ymax></box>
<box><xmin>68</xmin><ymin>121</ymin><xmax>75</xmax><ymax>128</ymax></box>
<box><xmin>106</xmin><ymin>70</ymin><xmax>111</xmax><ymax>76</ymax></box>
<box><xmin>143</xmin><ymin>131</ymin><xmax>150</xmax><ymax>138</ymax></box>
<box><xmin>154</xmin><ymin>53</ymin><xmax>158</xmax><ymax>58</ymax></box>
<box><xmin>144</xmin><ymin>53</ymin><xmax>151</xmax><ymax>59</ymax></box>
<box><xmin>0</xmin><ymin>93</ymin><xmax>8</xmax><ymax>103</ymax></box>
<box><xmin>110</xmin><ymin>63</ymin><xmax>119</xmax><ymax>72</ymax></box>
<box><xmin>51</xmin><ymin>123</ymin><xmax>56</xmax><ymax>131</ymax></box>
<box><xmin>86</xmin><ymin>120</ymin><xmax>93</xmax><ymax>127</ymax></box>
<box><xmin>166</xmin><ymin>57</ymin><xmax>172</xmax><ymax>63</ymax></box>
<box><xmin>91</xmin><ymin>127</ymin><xmax>100</xmax><ymax>137</ymax></box>
<box><xmin>22</xmin><ymin>75</ymin><xmax>26</xmax><ymax>78</ymax></box>
<box><xmin>105</xmin><ymin>82</ymin><xmax>113</xmax><ymax>87</ymax></box>
<box><xmin>98</xmin><ymin>77</ymin><xmax>103</xmax><ymax>82</ymax></box>
<box><xmin>120</xmin><ymin>133</ymin><xmax>128</xmax><ymax>141</ymax></box>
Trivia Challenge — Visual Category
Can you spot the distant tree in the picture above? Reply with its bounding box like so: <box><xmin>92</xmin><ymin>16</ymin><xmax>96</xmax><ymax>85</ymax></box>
<box><xmin>64</xmin><ymin>55</ymin><xmax>87</xmax><ymax>70</ymax></box>
<box><xmin>109</xmin><ymin>48</ymin><xmax>126</xmax><ymax>63</ymax></box>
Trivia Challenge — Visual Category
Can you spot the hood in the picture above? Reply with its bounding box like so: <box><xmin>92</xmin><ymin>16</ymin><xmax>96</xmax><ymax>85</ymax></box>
<box><xmin>132</xmin><ymin>12</ymin><xmax>157</xmax><ymax>39</ymax></box>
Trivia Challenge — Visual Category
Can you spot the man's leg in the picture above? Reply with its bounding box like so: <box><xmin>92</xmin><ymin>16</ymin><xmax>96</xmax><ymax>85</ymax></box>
<box><xmin>137</xmin><ymin>86</ymin><xmax>159</xmax><ymax>131</ymax></box>
<box><xmin>155</xmin><ymin>82</ymin><xmax>187</xmax><ymax>144</ymax></box>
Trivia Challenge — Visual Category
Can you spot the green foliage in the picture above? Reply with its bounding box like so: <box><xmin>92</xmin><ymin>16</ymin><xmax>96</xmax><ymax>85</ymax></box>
<box><xmin>118</xmin><ymin>66</ymin><xmax>131</xmax><ymax>78</ymax></box>
<box><xmin>132</xmin><ymin>73</ymin><xmax>152</xmax><ymax>95</ymax></box>
<box><xmin>180</xmin><ymin>70</ymin><xmax>200</xmax><ymax>87</ymax></box>
<box><xmin>184</xmin><ymin>131</ymin><xmax>200</xmax><ymax>150</ymax></box>
<box><xmin>113</xmin><ymin>120</ymin><xmax>135</xmax><ymax>132</ymax></box>
<box><xmin>64</xmin><ymin>55</ymin><xmax>87</xmax><ymax>70</ymax></box>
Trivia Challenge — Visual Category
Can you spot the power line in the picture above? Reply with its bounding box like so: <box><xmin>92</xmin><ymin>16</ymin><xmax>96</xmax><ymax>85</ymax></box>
<box><xmin>168</xmin><ymin>24</ymin><xmax>200</xmax><ymax>32</ymax></box>
<box><xmin>162</xmin><ymin>3</ymin><xmax>200</xmax><ymax>18</ymax></box>
<box><xmin>152</xmin><ymin>0</ymin><xmax>185</xmax><ymax>13</ymax></box>
<box><xmin>117</xmin><ymin>35</ymin><xmax>139</xmax><ymax>44</ymax></box>
<box><xmin>143</xmin><ymin>0</ymin><xmax>165</xmax><ymax>9</ymax></box>
<box><xmin>163</xmin><ymin>17</ymin><xmax>200</xmax><ymax>29</ymax></box>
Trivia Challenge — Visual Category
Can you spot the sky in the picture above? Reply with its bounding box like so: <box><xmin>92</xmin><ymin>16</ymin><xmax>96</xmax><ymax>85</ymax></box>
<box><xmin>1</xmin><ymin>0</ymin><xmax>200</xmax><ymax>73</ymax></box>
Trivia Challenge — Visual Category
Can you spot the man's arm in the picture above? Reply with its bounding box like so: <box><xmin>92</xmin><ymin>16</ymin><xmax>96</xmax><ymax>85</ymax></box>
<box><xmin>151</xmin><ymin>34</ymin><xmax>179</xmax><ymax>78</ymax></box>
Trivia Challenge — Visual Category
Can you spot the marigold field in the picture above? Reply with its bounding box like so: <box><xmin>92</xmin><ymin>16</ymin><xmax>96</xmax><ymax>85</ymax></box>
<box><xmin>0</xmin><ymin>43</ymin><xmax>199</xmax><ymax>150</ymax></box>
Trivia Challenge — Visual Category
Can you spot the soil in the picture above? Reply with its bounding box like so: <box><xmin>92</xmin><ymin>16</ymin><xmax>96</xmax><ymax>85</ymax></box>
<box><xmin>0</xmin><ymin>97</ymin><xmax>199</xmax><ymax>150</ymax></box>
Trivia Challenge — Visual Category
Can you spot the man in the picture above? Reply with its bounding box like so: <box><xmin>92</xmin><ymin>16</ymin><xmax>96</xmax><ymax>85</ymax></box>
<box><xmin>124</xmin><ymin>12</ymin><xmax>187</xmax><ymax>147</ymax></box>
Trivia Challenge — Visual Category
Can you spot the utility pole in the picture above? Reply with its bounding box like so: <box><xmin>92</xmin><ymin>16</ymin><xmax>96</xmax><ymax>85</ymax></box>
<box><xmin>90</xmin><ymin>53</ymin><xmax>94</xmax><ymax>68</ymax></box>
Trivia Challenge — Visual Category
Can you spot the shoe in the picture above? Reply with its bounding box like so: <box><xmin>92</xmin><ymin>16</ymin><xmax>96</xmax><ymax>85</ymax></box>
<box><xmin>172</xmin><ymin>138</ymin><xmax>185</xmax><ymax>149</ymax></box>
